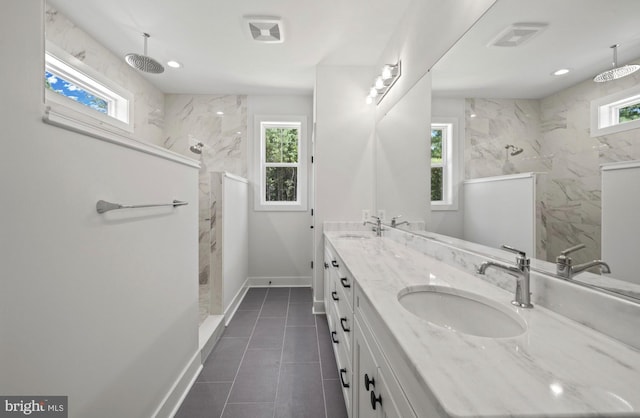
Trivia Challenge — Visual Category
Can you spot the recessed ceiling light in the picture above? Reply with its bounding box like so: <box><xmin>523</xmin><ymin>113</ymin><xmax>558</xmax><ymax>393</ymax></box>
<box><xmin>553</xmin><ymin>68</ymin><xmax>570</xmax><ymax>76</ymax></box>
<box><xmin>470</xmin><ymin>113</ymin><xmax>477</xmax><ymax>118</ymax></box>
<box><xmin>167</xmin><ymin>60</ymin><xmax>182</xmax><ymax>68</ymax></box>
<box><xmin>236</xmin><ymin>131</ymin><xmax>242</xmax><ymax>134</ymax></box>
<box><xmin>216</xmin><ymin>111</ymin><xmax>224</xmax><ymax>116</ymax></box>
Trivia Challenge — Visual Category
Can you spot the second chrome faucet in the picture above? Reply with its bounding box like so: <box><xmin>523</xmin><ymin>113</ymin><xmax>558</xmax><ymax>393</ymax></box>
<box><xmin>478</xmin><ymin>245</ymin><xmax>533</xmax><ymax>308</ymax></box>
<box><xmin>556</xmin><ymin>243</ymin><xmax>611</xmax><ymax>279</ymax></box>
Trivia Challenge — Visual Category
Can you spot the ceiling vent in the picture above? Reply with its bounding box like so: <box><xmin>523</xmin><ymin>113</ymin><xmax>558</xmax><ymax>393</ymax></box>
<box><xmin>488</xmin><ymin>23</ymin><xmax>548</xmax><ymax>47</ymax></box>
<box><xmin>245</xmin><ymin>16</ymin><xmax>284</xmax><ymax>43</ymax></box>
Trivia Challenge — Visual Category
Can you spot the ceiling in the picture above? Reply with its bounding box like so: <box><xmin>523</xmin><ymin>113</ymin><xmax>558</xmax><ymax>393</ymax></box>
<box><xmin>47</xmin><ymin>0</ymin><xmax>413</xmax><ymax>95</ymax></box>
<box><xmin>432</xmin><ymin>0</ymin><xmax>640</xmax><ymax>99</ymax></box>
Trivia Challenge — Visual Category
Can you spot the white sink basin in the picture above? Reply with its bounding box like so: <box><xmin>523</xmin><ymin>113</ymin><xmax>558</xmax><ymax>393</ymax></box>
<box><xmin>397</xmin><ymin>286</ymin><xmax>526</xmax><ymax>338</ymax></box>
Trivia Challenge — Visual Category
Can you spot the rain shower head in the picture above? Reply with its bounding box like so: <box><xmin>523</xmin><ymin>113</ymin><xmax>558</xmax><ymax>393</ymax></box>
<box><xmin>125</xmin><ymin>33</ymin><xmax>165</xmax><ymax>74</ymax></box>
<box><xmin>189</xmin><ymin>142</ymin><xmax>204</xmax><ymax>154</ymax></box>
<box><xmin>505</xmin><ymin>144</ymin><xmax>523</xmax><ymax>156</ymax></box>
<box><xmin>594</xmin><ymin>44</ymin><xmax>640</xmax><ymax>83</ymax></box>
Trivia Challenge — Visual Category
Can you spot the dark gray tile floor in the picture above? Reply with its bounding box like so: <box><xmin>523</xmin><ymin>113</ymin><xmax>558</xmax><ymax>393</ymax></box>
<box><xmin>176</xmin><ymin>287</ymin><xmax>348</xmax><ymax>418</ymax></box>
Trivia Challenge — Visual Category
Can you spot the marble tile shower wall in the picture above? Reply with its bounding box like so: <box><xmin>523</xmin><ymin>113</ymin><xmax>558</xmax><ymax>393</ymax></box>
<box><xmin>465</xmin><ymin>66</ymin><xmax>640</xmax><ymax>264</ymax></box>
<box><xmin>164</xmin><ymin>94</ymin><xmax>248</xmax><ymax>291</ymax></box>
<box><xmin>45</xmin><ymin>6</ymin><xmax>165</xmax><ymax>145</ymax></box>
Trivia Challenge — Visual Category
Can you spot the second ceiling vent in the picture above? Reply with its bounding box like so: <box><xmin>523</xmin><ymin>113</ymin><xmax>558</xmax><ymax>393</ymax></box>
<box><xmin>245</xmin><ymin>16</ymin><xmax>284</xmax><ymax>43</ymax></box>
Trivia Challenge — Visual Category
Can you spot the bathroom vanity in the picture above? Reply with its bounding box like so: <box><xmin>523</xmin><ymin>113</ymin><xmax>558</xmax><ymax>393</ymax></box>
<box><xmin>323</xmin><ymin>227</ymin><xmax>640</xmax><ymax>417</ymax></box>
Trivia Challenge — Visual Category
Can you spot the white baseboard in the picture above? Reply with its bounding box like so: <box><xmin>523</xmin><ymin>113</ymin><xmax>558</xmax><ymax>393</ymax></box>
<box><xmin>153</xmin><ymin>350</ymin><xmax>202</xmax><ymax>418</ymax></box>
<box><xmin>312</xmin><ymin>300</ymin><xmax>326</xmax><ymax>315</ymax></box>
<box><xmin>247</xmin><ymin>276</ymin><xmax>312</xmax><ymax>287</ymax></box>
<box><xmin>199</xmin><ymin>315</ymin><xmax>225</xmax><ymax>362</ymax></box>
<box><xmin>224</xmin><ymin>279</ymin><xmax>249</xmax><ymax>326</ymax></box>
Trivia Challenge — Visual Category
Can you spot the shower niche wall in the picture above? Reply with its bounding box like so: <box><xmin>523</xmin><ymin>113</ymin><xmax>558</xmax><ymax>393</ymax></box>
<box><xmin>198</xmin><ymin>171</ymin><xmax>249</xmax><ymax>323</ymax></box>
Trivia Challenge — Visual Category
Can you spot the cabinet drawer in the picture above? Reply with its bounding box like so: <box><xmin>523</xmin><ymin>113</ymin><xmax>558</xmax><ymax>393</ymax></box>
<box><xmin>335</xmin><ymin>328</ymin><xmax>353</xmax><ymax>418</ymax></box>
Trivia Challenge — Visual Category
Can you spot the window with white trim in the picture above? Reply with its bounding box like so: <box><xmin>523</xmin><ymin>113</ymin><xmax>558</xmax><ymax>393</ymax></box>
<box><xmin>255</xmin><ymin>116</ymin><xmax>308</xmax><ymax>211</ymax></box>
<box><xmin>44</xmin><ymin>42</ymin><xmax>133</xmax><ymax>133</ymax></box>
<box><xmin>430</xmin><ymin>118</ymin><xmax>459</xmax><ymax>210</ymax></box>
<box><xmin>591</xmin><ymin>84</ymin><xmax>640</xmax><ymax>137</ymax></box>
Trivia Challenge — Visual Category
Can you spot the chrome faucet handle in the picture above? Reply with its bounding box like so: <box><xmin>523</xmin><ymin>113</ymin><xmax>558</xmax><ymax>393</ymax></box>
<box><xmin>501</xmin><ymin>245</ymin><xmax>526</xmax><ymax>258</ymax></box>
<box><xmin>391</xmin><ymin>215</ymin><xmax>402</xmax><ymax>220</ymax></box>
<box><xmin>560</xmin><ymin>243</ymin><xmax>586</xmax><ymax>256</ymax></box>
<box><xmin>501</xmin><ymin>245</ymin><xmax>529</xmax><ymax>270</ymax></box>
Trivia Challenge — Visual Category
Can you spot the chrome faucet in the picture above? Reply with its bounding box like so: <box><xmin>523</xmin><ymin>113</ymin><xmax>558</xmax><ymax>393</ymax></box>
<box><xmin>390</xmin><ymin>215</ymin><xmax>409</xmax><ymax>228</ymax></box>
<box><xmin>363</xmin><ymin>216</ymin><xmax>384</xmax><ymax>237</ymax></box>
<box><xmin>556</xmin><ymin>243</ymin><xmax>611</xmax><ymax>279</ymax></box>
<box><xmin>477</xmin><ymin>245</ymin><xmax>533</xmax><ymax>308</ymax></box>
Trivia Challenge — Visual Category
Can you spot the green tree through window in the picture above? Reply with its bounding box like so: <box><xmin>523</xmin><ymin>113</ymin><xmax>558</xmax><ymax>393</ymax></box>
<box><xmin>431</xmin><ymin>128</ymin><xmax>443</xmax><ymax>201</ymax></box>
<box><xmin>619</xmin><ymin>103</ymin><xmax>640</xmax><ymax>123</ymax></box>
<box><xmin>264</xmin><ymin>127</ymin><xmax>299</xmax><ymax>202</ymax></box>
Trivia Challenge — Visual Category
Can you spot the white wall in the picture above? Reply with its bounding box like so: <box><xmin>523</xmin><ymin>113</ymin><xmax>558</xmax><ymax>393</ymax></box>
<box><xmin>247</xmin><ymin>95</ymin><xmax>314</xmax><ymax>285</ymax></box>
<box><xmin>374</xmin><ymin>0</ymin><xmax>497</xmax><ymax>118</ymax></box>
<box><xmin>376</xmin><ymin>73</ymin><xmax>431</xmax><ymax>224</ymax></box>
<box><xmin>431</xmin><ymin>97</ymin><xmax>466</xmax><ymax>238</ymax></box>
<box><xmin>0</xmin><ymin>2</ymin><xmax>199</xmax><ymax>417</ymax></box>
<box><xmin>314</xmin><ymin>66</ymin><xmax>377</xmax><ymax>307</ymax></box>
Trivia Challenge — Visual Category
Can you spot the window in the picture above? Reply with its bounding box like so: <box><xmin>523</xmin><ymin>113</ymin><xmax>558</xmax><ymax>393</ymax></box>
<box><xmin>430</xmin><ymin>126</ymin><xmax>446</xmax><ymax>201</ymax></box>
<box><xmin>591</xmin><ymin>84</ymin><xmax>640</xmax><ymax>137</ymax></box>
<box><xmin>44</xmin><ymin>42</ymin><xmax>133</xmax><ymax>133</ymax></box>
<box><xmin>254</xmin><ymin>116</ymin><xmax>308</xmax><ymax>211</ymax></box>
<box><xmin>430</xmin><ymin>118</ymin><xmax>459</xmax><ymax>211</ymax></box>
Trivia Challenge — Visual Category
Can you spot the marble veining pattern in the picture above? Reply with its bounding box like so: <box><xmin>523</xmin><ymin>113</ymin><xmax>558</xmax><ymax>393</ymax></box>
<box><xmin>465</xmin><ymin>64</ymin><xmax>640</xmax><ymax>266</ymax></box>
<box><xmin>163</xmin><ymin>94</ymin><xmax>247</xmax><ymax>178</ymax></box>
<box><xmin>325</xmin><ymin>229</ymin><xmax>640</xmax><ymax>416</ymax></box>
<box><xmin>45</xmin><ymin>6</ymin><xmax>165</xmax><ymax>146</ymax></box>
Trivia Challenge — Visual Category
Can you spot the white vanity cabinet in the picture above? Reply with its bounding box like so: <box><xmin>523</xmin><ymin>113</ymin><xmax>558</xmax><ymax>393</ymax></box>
<box><xmin>353</xmin><ymin>319</ymin><xmax>416</xmax><ymax>418</ymax></box>
<box><xmin>323</xmin><ymin>240</ymin><xmax>421</xmax><ymax>418</ymax></box>
<box><xmin>324</xmin><ymin>242</ymin><xmax>355</xmax><ymax>417</ymax></box>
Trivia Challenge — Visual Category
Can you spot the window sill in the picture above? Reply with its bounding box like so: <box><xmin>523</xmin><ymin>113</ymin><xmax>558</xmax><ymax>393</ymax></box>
<box><xmin>43</xmin><ymin>105</ymin><xmax>199</xmax><ymax>169</ymax></box>
<box><xmin>431</xmin><ymin>201</ymin><xmax>459</xmax><ymax>211</ymax></box>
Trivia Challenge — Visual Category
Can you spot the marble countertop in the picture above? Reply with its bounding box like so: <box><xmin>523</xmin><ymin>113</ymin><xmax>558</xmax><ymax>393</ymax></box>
<box><xmin>325</xmin><ymin>230</ymin><xmax>640</xmax><ymax>417</ymax></box>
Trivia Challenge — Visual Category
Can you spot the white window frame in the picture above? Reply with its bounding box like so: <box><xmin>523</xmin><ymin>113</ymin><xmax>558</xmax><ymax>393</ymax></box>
<box><xmin>591</xmin><ymin>83</ymin><xmax>640</xmax><ymax>137</ymax></box>
<box><xmin>431</xmin><ymin>118</ymin><xmax>459</xmax><ymax>211</ymax></box>
<box><xmin>44</xmin><ymin>42</ymin><xmax>134</xmax><ymax>134</ymax></box>
<box><xmin>253</xmin><ymin>115</ymin><xmax>308</xmax><ymax>211</ymax></box>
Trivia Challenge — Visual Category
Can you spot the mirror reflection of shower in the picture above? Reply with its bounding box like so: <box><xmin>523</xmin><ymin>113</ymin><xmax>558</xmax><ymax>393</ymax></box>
<box><xmin>505</xmin><ymin>144</ymin><xmax>523</xmax><ymax>158</ymax></box>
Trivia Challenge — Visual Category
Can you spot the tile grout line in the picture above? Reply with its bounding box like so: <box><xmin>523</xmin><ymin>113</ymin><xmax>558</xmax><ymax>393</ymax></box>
<box><xmin>272</xmin><ymin>288</ymin><xmax>291</xmax><ymax>418</ymax></box>
<box><xmin>315</xmin><ymin>313</ymin><xmax>330</xmax><ymax>418</ymax></box>
<box><xmin>218</xmin><ymin>290</ymin><xmax>268</xmax><ymax>418</ymax></box>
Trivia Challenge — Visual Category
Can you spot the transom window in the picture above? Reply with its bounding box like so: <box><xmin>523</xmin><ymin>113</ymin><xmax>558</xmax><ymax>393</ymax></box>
<box><xmin>255</xmin><ymin>116</ymin><xmax>308</xmax><ymax>211</ymax></box>
<box><xmin>591</xmin><ymin>84</ymin><xmax>640</xmax><ymax>137</ymax></box>
<box><xmin>44</xmin><ymin>42</ymin><xmax>133</xmax><ymax>133</ymax></box>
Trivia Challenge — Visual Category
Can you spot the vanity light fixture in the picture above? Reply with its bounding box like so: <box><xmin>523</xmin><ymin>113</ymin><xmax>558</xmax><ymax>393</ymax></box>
<box><xmin>366</xmin><ymin>61</ymin><xmax>401</xmax><ymax>105</ymax></box>
<box><xmin>594</xmin><ymin>44</ymin><xmax>640</xmax><ymax>82</ymax></box>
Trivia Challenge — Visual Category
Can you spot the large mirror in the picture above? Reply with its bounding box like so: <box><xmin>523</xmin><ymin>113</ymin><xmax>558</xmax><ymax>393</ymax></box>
<box><xmin>377</xmin><ymin>0</ymin><xmax>640</xmax><ymax>301</ymax></box>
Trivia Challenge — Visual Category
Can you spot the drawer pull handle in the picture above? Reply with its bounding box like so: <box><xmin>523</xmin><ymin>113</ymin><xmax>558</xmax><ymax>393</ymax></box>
<box><xmin>324</xmin><ymin>262</ymin><xmax>329</xmax><ymax>269</ymax></box>
<box><xmin>364</xmin><ymin>373</ymin><xmax>375</xmax><ymax>391</ymax></box>
<box><xmin>371</xmin><ymin>390</ymin><xmax>382</xmax><ymax>410</ymax></box>
<box><xmin>332</xmin><ymin>260</ymin><xmax>339</xmax><ymax>268</ymax></box>
<box><xmin>331</xmin><ymin>291</ymin><xmax>339</xmax><ymax>301</ymax></box>
<box><xmin>340</xmin><ymin>368</ymin><xmax>350</xmax><ymax>388</ymax></box>
<box><xmin>340</xmin><ymin>278</ymin><xmax>351</xmax><ymax>288</ymax></box>
<box><xmin>340</xmin><ymin>317</ymin><xmax>350</xmax><ymax>332</ymax></box>
<box><xmin>331</xmin><ymin>331</ymin><xmax>339</xmax><ymax>344</ymax></box>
